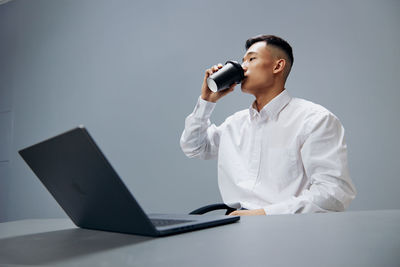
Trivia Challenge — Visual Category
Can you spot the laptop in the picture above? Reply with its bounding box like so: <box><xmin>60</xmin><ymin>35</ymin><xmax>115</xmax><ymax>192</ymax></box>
<box><xmin>18</xmin><ymin>126</ymin><xmax>239</xmax><ymax>237</ymax></box>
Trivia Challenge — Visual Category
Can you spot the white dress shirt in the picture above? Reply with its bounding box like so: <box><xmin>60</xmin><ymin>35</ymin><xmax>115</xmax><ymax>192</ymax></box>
<box><xmin>180</xmin><ymin>90</ymin><xmax>356</xmax><ymax>215</ymax></box>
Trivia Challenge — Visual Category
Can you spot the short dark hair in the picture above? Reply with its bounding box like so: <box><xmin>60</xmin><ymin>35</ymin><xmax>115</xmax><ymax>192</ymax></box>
<box><xmin>245</xmin><ymin>34</ymin><xmax>293</xmax><ymax>66</ymax></box>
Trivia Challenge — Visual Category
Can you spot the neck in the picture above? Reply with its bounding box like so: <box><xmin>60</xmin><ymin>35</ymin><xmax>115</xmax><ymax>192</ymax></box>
<box><xmin>254</xmin><ymin>85</ymin><xmax>285</xmax><ymax>112</ymax></box>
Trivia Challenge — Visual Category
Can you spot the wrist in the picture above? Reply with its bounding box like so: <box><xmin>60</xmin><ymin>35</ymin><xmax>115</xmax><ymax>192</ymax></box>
<box><xmin>201</xmin><ymin>94</ymin><xmax>217</xmax><ymax>103</ymax></box>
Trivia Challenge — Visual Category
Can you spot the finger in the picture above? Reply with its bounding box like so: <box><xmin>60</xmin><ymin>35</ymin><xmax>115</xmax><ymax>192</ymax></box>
<box><xmin>212</xmin><ymin>65</ymin><xmax>219</xmax><ymax>72</ymax></box>
<box><xmin>229</xmin><ymin>210</ymin><xmax>241</xmax><ymax>216</ymax></box>
<box><xmin>205</xmin><ymin>68</ymin><xmax>213</xmax><ymax>78</ymax></box>
<box><xmin>220</xmin><ymin>87</ymin><xmax>234</xmax><ymax>97</ymax></box>
<box><xmin>217</xmin><ymin>63</ymin><xmax>223</xmax><ymax>68</ymax></box>
<box><xmin>221</xmin><ymin>84</ymin><xmax>236</xmax><ymax>94</ymax></box>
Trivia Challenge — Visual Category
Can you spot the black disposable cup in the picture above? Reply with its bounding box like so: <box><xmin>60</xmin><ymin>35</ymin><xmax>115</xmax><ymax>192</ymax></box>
<box><xmin>206</xmin><ymin>60</ymin><xmax>245</xmax><ymax>92</ymax></box>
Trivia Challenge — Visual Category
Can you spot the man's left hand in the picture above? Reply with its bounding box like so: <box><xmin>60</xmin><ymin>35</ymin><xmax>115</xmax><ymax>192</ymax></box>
<box><xmin>228</xmin><ymin>209</ymin><xmax>266</xmax><ymax>216</ymax></box>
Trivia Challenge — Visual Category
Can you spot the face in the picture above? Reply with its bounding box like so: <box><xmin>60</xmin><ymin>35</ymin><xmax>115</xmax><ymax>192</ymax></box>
<box><xmin>241</xmin><ymin>41</ymin><xmax>276</xmax><ymax>95</ymax></box>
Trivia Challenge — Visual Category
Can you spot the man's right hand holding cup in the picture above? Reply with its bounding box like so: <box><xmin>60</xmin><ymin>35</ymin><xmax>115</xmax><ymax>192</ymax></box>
<box><xmin>201</xmin><ymin>63</ymin><xmax>236</xmax><ymax>103</ymax></box>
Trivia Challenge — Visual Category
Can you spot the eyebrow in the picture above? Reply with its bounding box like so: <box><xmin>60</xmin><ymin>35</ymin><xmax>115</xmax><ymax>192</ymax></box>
<box><xmin>242</xmin><ymin>52</ymin><xmax>258</xmax><ymax>62</ymax></box>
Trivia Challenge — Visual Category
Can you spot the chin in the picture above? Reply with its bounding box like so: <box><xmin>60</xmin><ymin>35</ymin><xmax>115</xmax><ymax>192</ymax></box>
<box><xmin>240</xmin><ymin>84</ymin><xmax>251</xmax><ymax>94</ymax></box>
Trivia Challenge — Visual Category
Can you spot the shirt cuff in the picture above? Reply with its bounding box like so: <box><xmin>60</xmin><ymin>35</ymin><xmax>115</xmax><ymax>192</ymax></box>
<box><xmin>192</xmin><ymin>95</ymin><xmax>216</xmax><ymax>119</ymax></box>
<box><xmin>264</xmin><ymin>202</ymin><xmax>292</xmax><ymax>215</ymax></box>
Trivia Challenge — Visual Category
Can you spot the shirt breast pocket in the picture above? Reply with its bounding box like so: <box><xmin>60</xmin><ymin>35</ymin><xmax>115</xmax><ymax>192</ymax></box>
<box><xmin>266</xmin><ymin>147</ymin><xmax>301</xmax><ymax>190</ymax></box>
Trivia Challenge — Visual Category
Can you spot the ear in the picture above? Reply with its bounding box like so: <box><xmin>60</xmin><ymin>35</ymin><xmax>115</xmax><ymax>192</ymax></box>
<box><xmin>273</xmin><ymin>59</ymin><xmax>286</xmax><ymax>74</ymax></box>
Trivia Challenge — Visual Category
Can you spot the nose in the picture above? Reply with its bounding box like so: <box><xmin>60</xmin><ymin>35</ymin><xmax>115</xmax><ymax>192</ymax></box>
<box><xmin>241</xmin><ymin>62</ymin><xmax>248</xmax><ymax>75</ymax></box>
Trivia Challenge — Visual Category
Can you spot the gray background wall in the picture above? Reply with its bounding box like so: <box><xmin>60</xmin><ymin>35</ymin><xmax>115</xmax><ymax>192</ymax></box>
<box><xmin>0</xmin><ymin>0</ymin><xmax>399</xmax><ymax>222</ymax></box>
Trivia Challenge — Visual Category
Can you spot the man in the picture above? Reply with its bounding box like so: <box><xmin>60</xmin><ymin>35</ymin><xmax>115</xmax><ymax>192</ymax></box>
<box><xmin>180</xmin><ymin>34</ymin><xmax>356</xmax><ymax>216</ymax></box>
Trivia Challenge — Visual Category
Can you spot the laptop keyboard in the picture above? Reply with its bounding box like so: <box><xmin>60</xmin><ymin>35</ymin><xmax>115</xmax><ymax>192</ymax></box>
<box><xmin>150</xmin><ymin>218</ymin><xmax>194</xmax><ymax>227</ymax></box>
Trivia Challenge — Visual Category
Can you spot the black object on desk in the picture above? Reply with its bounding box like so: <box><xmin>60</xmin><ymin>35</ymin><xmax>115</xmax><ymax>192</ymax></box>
<box><xmin>18</xmin><ymin>126</ymin><xmax>239</xmax><ymax>237</ymax></box>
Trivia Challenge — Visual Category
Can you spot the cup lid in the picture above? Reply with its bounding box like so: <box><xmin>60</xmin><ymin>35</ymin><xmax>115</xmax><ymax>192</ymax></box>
<box><xmin>225</xmin><ymin>60</ymin><xmax>245</xmax><ymax>80</ymax></box>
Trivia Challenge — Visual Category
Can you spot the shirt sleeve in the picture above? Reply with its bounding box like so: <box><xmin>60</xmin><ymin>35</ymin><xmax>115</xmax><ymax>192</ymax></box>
<box><xmin>264</xmin><ymin>112</ymin><xmax>357</xmax><ymax>215</ymax></box>
<box><xmin>180</xmin><ymin>96</ymin><xmax>221</xmax><ymax>160</ymax></box>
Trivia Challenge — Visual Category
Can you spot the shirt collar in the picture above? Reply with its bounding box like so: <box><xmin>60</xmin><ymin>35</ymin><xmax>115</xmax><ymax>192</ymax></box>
<box><xmin>249</xmin><ymin>89</ymin><xmax>292</xmax><ymax>121</ymax></box>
